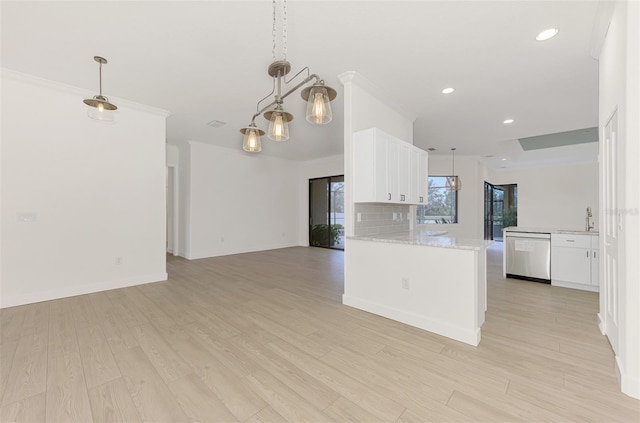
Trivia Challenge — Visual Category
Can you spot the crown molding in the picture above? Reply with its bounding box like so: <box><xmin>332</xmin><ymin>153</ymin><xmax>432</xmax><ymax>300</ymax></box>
<box><xmin>1</xmin><ymin>68</ymin><xmax>171</xmax><ymax>118</ymax></box>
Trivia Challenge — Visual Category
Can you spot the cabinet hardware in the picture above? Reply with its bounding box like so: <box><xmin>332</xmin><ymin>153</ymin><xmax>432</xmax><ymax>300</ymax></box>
<box><xmin>566</xmin><ymin>239</ymin><xmax>575</xmax><ymax>242</ymax></box>
<box><xmin>587</xmin><ymin>251</ymin><xmax>589</xmax><ymax>258</ymax></box>
<box><xmin>388</xmin><ymin>193</ymin><xmax>391</xmax><ymax>200</ymax></box>
<box><xmin>594</xmin><ymin>251</ymin><xmax>597</xmax><ymax>258</ymax></box>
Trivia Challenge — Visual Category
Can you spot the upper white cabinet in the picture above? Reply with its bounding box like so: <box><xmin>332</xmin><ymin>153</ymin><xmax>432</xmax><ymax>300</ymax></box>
<box><xmin>353</xmin><ymin>128</ymin><xmax>428</xmax><ymax>205</ymax></box>
<box><xmin>551</xmin><ymin>234</ymin><xmax>599</xmax><ymax>292</ymax></box>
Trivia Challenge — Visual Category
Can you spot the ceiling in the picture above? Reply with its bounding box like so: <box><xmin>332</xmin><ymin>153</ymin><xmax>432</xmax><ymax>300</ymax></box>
<box><xmin>1</xmin><ymin>1</ymin><xmax>600</xmax><ymax>167</ymax></box>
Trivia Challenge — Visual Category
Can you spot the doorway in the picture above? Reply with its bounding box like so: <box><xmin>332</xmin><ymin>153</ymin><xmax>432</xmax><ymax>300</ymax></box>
<box><xmin>484</xmin><ymin>182</ymin><xmax>518</xmax><ymax>241</ymax></box>
<box><xmin>309</xmin><ymin>175</ymin><xmax>344</xmax><ymax>250</ymax></box>
<box><xmin>166</xmin><ymin>165</ymin><xmax>179</xmax><ymax>256</ymax></box>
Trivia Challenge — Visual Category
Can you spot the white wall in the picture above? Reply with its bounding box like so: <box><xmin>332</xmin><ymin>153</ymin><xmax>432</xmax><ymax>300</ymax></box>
<box><xmin>296</xmin><ymin>155</ymin><xmax>344</xmax><ymax>246</ymax></box>
<box><xmin>419</xmin><ymin>156</ymin><xmax>484</xmax><ymax>239</ymax></box>
<box><xmin>487</xmin><ymin>162</ymin><xmax>599</xmax><ymax>231</ymax></box>
<box><xmin>1</xmin><ymin>70</ymin><xmax>169</xmax><ymax>308</ymax></box>
<box><xmin>186</xmin><ymin>141</ymin><xmax>299</xmax><ymax>259</ymax></box>
<box><xmin>597</xmin><ymin>0</ymin><xmax>639</xmax><ymax>399</ymax></box>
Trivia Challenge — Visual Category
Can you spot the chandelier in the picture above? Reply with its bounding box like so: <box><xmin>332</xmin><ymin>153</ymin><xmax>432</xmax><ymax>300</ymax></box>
<box><xmin>240</xmin><ymin>0</ymin><xmax>337</xmax><ymax>153</ymax></box>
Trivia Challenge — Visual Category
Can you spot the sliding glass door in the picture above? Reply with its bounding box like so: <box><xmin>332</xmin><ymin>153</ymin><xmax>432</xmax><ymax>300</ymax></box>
<box><xmin>484</xmin><ymin>182</ymin><xmax>518</xmax><ymax>241</ymax></box>
<box><xmin>309</xmin><ymin>175</ymin><xmax>344</xmax><ymax>250</ymax></box>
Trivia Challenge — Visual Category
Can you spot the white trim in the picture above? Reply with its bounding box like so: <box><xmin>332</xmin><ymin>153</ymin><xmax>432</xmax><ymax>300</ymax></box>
<box><xmin>1</xmin><ymin>68</ymin><xmax>171</xmax><ymax>117</ymax></box>
<box><xmin>0</xmin><ymin>273</ymin><xmax>168</xmax><ymax>308</ymax></box>
<box><xmin>186</xmin><ymin>242</ymin><xmax>300</xmax><ymax>260</ymax></box>
<box><xmin>167</xmin><ymin>164</ymin><xmax>180</xmax><ymax>256</ymax></box>
<box><xmin>589</xmin><ymin>0</ymin><xmax>616</xmax><ymax>60</ymax></box>
<box><xmin>616</xmin><ymin>355</ymin><xmax>640</xmax><ymax>399</ymax></box>
<box><xmin>342</xmin><ymin>295</ymin><xmax>481</xmax><ymax>346</ymax></box>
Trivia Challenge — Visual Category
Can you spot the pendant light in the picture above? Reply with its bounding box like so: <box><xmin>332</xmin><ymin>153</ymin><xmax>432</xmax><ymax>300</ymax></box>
<box><xmin>446</xmin><ymin>148</ymin><xmax>462</xmax><ymax>191</ymax></box>
<box><xmin>239</xmin><ymin>0</ymin><xmax>337</xmax><ymax>152</ymax></box>
<box><xmin>240</xmin><ymin>122</ymin><xmax>265</xmax><ymax>152</ymax></box>
<box><xmin>264</xmin><ymin>104</ymin><xmax>293</xmax><ymax>141</ymax></box>
<box><xmin>83</xmin><ymin>56</ymin><xmax>117</xmax><ymax>122</ymax></box>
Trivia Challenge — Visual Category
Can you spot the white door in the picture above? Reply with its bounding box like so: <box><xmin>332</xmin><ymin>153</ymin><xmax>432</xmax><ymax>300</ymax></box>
<box><xmin>602</xmin><ymin>110</ymin><xmax>619</xmax><ymax>353</ymax></box>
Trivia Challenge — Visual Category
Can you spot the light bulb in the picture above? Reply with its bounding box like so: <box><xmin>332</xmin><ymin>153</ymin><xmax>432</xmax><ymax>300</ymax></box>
<box><xmin>97</xmin><ymin>102</ymin><xmax>104</xmax><ymax>112</ymax></box>
<box><xmin>248</xmin><ymin>131</ymin><xmax>257</xmax><ymax>149</ymax></box>
<box><xmin>312</xmin><ymin>92</ymin><xmax>325</xmax><ymax>124</ymax></box>
<box><xmin>273</xmin><ymin>115</ymin><xmax>284</xmax><ymax>138</ymax></box>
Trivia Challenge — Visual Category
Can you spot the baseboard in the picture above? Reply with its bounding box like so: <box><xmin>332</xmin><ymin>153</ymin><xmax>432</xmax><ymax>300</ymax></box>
<box><xmin>551</xmin><ymin>279</ymin><xmax>599</xmax><ymax>292</ymax></box>
<box><xmin>597</xmin><ymin>313</ymin><xmax>606</xmax><ymax>335</ymax></box>
<box><xmin>342</xmin><ymin>294</ymin><xmax>481</xmax><ymax>346</ymax></box>
<box><xmin>616</xmin><ymin>355</ymin><xmax>640</xmax><ymax>399</ymax></box>
<box><xmin>0</xmin><ymin>272</ymin><xmax>168</xmax><ymax>308</ymax></box>
<box><xmin>187</xmin><ymin>242</ymin><xmax>299</xmax><ymax>260</ymax></box>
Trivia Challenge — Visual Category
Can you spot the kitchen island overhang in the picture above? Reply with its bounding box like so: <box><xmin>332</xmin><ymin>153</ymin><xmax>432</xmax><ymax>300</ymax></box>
<box><xmin>344</xmin><ymin>233</ymin><xmax>491</xmax><ymax>346</ymax></box>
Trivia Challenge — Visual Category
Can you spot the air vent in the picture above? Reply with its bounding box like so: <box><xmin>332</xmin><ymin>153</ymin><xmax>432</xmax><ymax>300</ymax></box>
<box><xmin>206</xmin><ymin>120</ymin><xmax>227</xmax><ymax>128</ymax></box>
<box><xmin>427</xmin><ymin>148</ymin><xmax>436</xmax><ymax>152</ymax></box>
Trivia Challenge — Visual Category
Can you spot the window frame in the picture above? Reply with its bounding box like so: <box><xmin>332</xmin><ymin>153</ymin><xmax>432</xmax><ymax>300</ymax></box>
<box><xmin>416</xmin><ymin>175</ymin><xmax>459</xmax><ymax>225</ymax></box>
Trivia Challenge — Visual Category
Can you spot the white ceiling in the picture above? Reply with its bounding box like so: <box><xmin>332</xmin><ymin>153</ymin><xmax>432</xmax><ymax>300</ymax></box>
<box><xmin>1</xmin><ymin>1</ymin><xmax>600</xmax><ymax>166</ymax></box>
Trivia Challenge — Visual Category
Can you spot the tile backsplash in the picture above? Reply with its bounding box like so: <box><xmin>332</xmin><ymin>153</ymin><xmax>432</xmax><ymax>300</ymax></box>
<box><xmin>354</xmin><ymin>203</ymin><xmax>411</xmax><ymax>236</ymax></box>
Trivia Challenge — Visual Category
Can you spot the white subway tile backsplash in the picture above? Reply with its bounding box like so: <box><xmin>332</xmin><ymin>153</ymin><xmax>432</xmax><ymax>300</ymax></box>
<box><xmin>354</xmin><ymin>203</ymin><xmax>410</xmax><ymax>236</ymax></box>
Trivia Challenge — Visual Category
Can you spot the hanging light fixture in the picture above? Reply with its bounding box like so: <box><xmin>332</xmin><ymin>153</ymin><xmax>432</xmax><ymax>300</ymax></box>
<box><xmin>446</xmin><ymin>148</ymin><xmax>462</xmax><ymax>191</ymax></box>
<box><xmin>83</xmin><ymin>56</ymin><xmax>117</xmax><ymax>122</ymax></box>
<box><xmin>240</xmin><ymin>0</ymin><xmax>337</xmax><ymax>152</ymax></box>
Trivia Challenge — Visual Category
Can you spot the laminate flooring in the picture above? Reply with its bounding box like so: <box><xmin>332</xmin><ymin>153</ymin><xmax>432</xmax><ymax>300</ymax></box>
<box><xmin>1</xmin><ymin>244</ymin><xmax>639</xmax><ymax>422</ymax></box>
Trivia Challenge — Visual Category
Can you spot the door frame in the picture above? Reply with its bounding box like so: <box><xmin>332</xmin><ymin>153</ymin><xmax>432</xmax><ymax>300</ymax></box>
<box><xmin>167</xmin><ymin>164</ymin><xmax>179</xmax><ymax>256</ymax></box>
<box><xmin>308</xmin><ymin>175</ymin><xmax>345</xmax><ymax>250</ymax></box>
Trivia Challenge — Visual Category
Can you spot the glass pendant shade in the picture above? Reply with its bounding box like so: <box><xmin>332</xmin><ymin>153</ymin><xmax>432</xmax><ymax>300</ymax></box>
<box><xmin>264</xmin><ymin>107</ymin><xmax>292</xmax><ymax>142</ymax></box>
<box><xmin>445</xmin><ymin>176</ymin><xmax>462</xmax><ymax>191</ymax></box>
<box><xmin>84</xmin><ymin>96</ymin><xmax>117</xmax><ymax>122</ymax></box>
<box><xmin>240</xmin><ymin>125</ymin><xmax>265</xmax><ymax>153</ymax></box>
<box><xmin>305</xmin><ymin>86</ymin><xmax>333</xmax><ymax>124</ymax></box>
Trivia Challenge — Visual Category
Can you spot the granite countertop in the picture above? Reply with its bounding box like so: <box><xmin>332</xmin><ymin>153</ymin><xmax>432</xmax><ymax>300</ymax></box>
<box><xmin>347</xmin><ymin>230</ymin><xmax>493</xmax><ymax>251</ymax></box>
<box><xmin>503</xmin><ymin>226</ymin><xmax>599</xmax><ymax>236</ymax></box>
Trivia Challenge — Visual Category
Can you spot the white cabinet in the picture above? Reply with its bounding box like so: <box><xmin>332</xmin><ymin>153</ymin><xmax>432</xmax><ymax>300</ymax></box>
<box><xmin>551</xmin><ymin>234</ymin><xmax>599</xmax><ymax>292</ymax></box>
<box><xmin>353</xmin><ymin>128</ymin><xmax>428</xmax><ymax>205</ymax></box>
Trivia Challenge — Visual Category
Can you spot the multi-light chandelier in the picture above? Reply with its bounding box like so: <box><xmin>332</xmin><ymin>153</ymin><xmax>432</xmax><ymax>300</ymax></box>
<box><xmin>240</xmin><ymin>0</ymin><xmax>337</xmax><ymax>153</ymax></box>
<box><xmin>83</xmin><ymin>56</ymin><xmax>117</xmax><ymax>122</ymax></box>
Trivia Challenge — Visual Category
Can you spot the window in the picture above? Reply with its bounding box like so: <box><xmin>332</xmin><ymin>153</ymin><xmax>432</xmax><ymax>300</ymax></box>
<box><xmin>416</xmin><ymin>176</ymin><xmax>458</xmax><ymax>224</ymax></box>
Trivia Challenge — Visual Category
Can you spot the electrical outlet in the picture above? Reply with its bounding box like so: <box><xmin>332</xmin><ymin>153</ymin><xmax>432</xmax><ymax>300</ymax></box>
<box><xmin>401</xmin><ymin>277</ymin><xmax>410</xmax><ymax>289</ymax></box>
<box><xmin>393</xmin><ymin>212</ymin><xmax>398</xmax><ymax>220</ymax></box>
<box><xmin>357</xmin><ymin>212</ymin><xmax>362</xmax><ymax>222</ymax></box>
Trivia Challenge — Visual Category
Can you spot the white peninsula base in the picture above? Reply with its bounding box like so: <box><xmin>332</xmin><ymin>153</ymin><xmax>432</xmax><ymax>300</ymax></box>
<box><xmin>344</xmin><ymin>236</ymin><xmax>489</xmax><ymax>346</ymax></box>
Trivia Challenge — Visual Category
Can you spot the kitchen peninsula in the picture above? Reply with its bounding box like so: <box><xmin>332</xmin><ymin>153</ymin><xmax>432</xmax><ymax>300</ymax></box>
<box><xmin>344</xmin><ymin>231</ymin><xmax>492</xmax><ymax>346</ymax></box>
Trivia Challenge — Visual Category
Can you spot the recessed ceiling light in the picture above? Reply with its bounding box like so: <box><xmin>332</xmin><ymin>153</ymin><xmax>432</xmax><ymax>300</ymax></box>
<box><xmin>484</xmin><ymin>154</ymin><xmax>494</xmax><ymax>158</ymax></box>
<box><xmin>427</xmin><ymin>148</ymin><xmax>436</xmax><ymax>151</ymax></box>
<box><xmin>441</xmin><ymin>87</ymin><xmax>455</xmax><ymax>94</ymax></box>
<box><xmin>501</xmin><ymin>158</ymin><xmax>507</xmax><ymax>161</ymax></box>
<box><xmin>503</xmin><ymin>119</ymin><xmax>514</xmax><ymax>124</ymax></box>
<box><xmin>536</xmin><ymin>28</ymin><xmax>558</xmax><ymax>41</ymax></box>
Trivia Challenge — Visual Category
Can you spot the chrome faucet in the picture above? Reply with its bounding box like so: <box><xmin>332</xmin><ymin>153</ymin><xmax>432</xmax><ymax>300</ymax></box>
<box><xmin>586</xmin><ymin>207</ymin><xmax>594</xmax><ymax>231</ymax></box>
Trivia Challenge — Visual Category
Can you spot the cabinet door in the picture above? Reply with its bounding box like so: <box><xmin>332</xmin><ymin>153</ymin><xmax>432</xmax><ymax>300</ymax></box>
<box><xmin>591</xmin><ymin>248</ymin><xmax>599</xmax><ymax>287</ymax></box>
<box><xmin>353</xmin><ymin>128</ymin><xmax>390</xmax><ymax>203</ymax></box>
<box><xmin>397</xmin><ymin>143</ymin><xmax>411</xmax><ymax>203</ymax></box>
<box><xmin>387</xmin><ymin>138</ymin><xmax>400</xmax><ymax>202</ymax></box>
<box><xmin>551</xmin><ymin>246</ymin><xmax>591</xmax><ymax>285</ymax></box>
<box><xmin>417</xmin><ymin>150</ymin><xmax>428</xmax><ymax>204</ymax></box>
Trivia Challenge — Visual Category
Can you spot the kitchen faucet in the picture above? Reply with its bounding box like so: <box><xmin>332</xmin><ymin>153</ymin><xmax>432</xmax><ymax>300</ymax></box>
<box><xmin>586</xmin><ymin>207</ymin><xmax>594</xmax><ymax>231</ymax></box>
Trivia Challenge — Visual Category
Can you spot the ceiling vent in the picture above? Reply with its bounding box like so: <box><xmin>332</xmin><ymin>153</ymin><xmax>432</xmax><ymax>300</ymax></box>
<box><xmin>207</xmin><ymin>120</ymin><xmax>227</xmax><ymax>128</ymax></box>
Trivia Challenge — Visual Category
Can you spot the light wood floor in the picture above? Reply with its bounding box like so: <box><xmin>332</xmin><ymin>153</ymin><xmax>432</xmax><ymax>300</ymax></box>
<box><xmin>1</xmin><ymin>245</ymin><xmax>639</xmax><ymax>422</ymax></box>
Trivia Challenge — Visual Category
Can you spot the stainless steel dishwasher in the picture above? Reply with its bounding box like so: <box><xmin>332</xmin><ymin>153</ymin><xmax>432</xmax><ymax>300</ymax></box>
<box><xmin>505</xmin><ymin>232</ymin><xmax>551</xmax><ymax>283</ymax></box>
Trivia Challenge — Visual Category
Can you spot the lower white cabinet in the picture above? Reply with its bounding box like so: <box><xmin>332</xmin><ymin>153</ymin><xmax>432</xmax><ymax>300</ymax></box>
<box><xmin>551</xmin><ymin>234</ymin><xmax>599</xmax><ymax>292</ymax></box>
